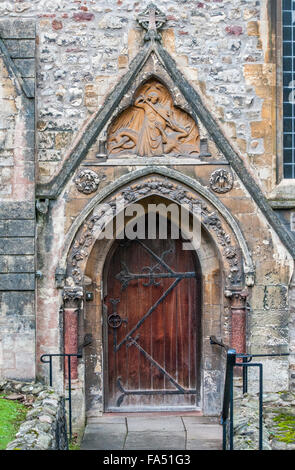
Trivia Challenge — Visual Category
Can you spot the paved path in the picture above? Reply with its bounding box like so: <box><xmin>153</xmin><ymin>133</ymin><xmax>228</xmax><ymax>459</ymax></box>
<box><xmin>81</xmin><ymin>415</ymin><xmax>222</xmax><ymax>450</ymax></box>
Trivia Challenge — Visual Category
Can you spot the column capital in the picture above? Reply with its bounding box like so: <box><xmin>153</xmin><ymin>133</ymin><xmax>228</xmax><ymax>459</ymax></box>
<box><xmin>224</xmin><ymin>287</ymin><xmax>249</xmax><ymax>305</ymax></box>
<box><xmin>63</xmin><ymin>286</ymin><xmax>83</xmax><ymax>308</ymax></box>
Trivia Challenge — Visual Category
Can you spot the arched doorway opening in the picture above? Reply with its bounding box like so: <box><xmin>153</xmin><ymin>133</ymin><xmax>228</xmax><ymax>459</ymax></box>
<box><xmin>68</xmin><ymin>173</ymin><xmax>247</xmax><ymax>418</ymax></box>
<box><xmin>102</xmin><ymin>217</ymin><xmax>202</xmax><ymax>412</ymax></box>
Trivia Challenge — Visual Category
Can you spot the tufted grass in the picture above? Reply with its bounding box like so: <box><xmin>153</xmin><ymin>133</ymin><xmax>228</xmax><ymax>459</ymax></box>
<box><xmin>0</xmin><ymin>395</ymin><xmax>28</xmax><ymax>450</ymax></box>
<box><xmin>69</xmin><ymin>432</ymin><xmax>82</xmax><ymax>450</ymax></box>
<box><xmin>272</xmin><ymin>412</ymin><xmax>295</xmax><ymax>444</ymax></box>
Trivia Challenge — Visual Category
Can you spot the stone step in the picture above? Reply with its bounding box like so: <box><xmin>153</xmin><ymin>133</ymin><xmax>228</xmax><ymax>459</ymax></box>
<box><xmin>81</xmin><ymin>414</ymin><xmax>222</xmax><ymax>450</ymax></box>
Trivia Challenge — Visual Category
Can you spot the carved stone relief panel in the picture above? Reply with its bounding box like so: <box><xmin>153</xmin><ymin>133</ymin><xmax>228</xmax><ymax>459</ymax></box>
<box><xmin>107</xmin><ymin>79</ymin><xmax>200</xmax><ymax>158</ymax></box>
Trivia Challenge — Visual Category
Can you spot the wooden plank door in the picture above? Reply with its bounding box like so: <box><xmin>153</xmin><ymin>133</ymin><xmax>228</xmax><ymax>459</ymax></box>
<box><xmin>104</xmin><ymin>236</ymin><xmax>201</xmax><ymax>411</ymax></box>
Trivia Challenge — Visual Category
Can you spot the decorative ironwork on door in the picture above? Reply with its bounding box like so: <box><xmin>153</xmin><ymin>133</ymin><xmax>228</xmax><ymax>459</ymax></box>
<box><xmin>105</xmin><ymin>238</ymin><xmax>200</xmax><ymax>410</ymax></box>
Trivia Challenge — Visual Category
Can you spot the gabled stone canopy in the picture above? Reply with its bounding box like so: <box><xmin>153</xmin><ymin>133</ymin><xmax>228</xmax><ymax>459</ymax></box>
<box><xmin>35</xmin><ymin>6</ymin><xmax>295</xmax><ymax>260</ymax></box>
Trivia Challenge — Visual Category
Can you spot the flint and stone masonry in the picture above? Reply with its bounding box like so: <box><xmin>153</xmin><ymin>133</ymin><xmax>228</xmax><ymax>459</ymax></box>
<box><xmin>0</xmin><ymin>0</ymin><xmax>294</xmax><ymax>425</ymax></box>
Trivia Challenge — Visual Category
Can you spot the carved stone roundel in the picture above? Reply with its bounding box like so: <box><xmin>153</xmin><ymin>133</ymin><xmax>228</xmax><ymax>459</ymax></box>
<box><xmin>74</xmin><ymin>169</ymin><xmax>104</xmax><ymax>195</ymax></box>
<box><xmin>210</xmin><ymin>169</ymin><xmax>233</xmax><ymax>194</ymax></box>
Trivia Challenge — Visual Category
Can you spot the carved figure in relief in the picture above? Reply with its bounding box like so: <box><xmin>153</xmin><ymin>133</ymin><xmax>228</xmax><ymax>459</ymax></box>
<box><xmin>108</xmin><ymin>80</ymin><xmax>200</xmax><ymax>157</ymax></box>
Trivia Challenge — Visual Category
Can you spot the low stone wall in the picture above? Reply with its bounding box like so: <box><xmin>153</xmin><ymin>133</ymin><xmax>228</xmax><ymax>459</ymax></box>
<box><xmin>0</xmin><ymin>380</ymin><xmax>68</xmax><ymax>450</ymax></box>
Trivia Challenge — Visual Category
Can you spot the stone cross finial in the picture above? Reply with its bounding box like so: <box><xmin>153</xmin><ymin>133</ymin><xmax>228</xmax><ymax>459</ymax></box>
<box><xmin>137</xmin><ymin>3</ymin><xmax>167</xmax><ymax>42</ymax></box>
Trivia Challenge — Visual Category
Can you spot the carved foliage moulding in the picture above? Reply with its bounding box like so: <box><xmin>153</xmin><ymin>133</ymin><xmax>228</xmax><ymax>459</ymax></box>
<box><xmin>66</xmin><ymin>178</ymin><xmax>244</xmax><ymax>289</ymax></box>
<box><xmin>107</xmin><ymin>79</ymin><xmax>200</xmax><ymax>158</ymax></box>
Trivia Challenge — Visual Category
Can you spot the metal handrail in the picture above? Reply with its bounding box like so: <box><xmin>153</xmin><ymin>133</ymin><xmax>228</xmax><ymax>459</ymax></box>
<box><xmin>40</xmin><ymin>353</ymin><xmax>82</xmax><ymax>440</ymax></box>
<box><xmin>210</xmin><ymin>335</ymin><xmax>230</xmax><ymax>351</ymax></box>
<box><xmin>210</xmin><ymin>336</ymin><xmax>236</xmax><ymax>450</ymax></box>
<box><xmin>210</xmin><ymin>336</ymin><xmax>291</xmax><ymax>450</ymax></box>
<box><xmin>221</xmin><ymin>350</ymin><xmax>236</xmax><ymax>425</ymax></box>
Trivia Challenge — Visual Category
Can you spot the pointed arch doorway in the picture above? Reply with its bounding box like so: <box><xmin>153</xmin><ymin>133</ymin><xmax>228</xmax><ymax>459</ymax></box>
<box><xmin>103</xmin><ymin>223</ymin><xmax>202</xmax><ymax>412</ymax></box>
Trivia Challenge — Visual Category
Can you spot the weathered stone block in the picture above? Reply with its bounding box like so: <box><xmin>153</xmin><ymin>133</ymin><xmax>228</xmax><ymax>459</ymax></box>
<box><xmin>251</xmin><ymin>284</ymin><xmax>289</xmax><ymax>311</ymax></box>
<box><xmin>0</xmin><ymin>19</ymin><xmax>36</xmax><ymax>39</ymax></box>
<box><xmin>13</xmin><ymin>59</ymin><xmax>35</xmax><ymax>78</ymax></box>
<box><xmin>2</xmin><ymin>349</ymin><xmax>15</xmax><ymax>369</ymax></box>
<box><xmin>55</xmin><ymin>132</ymin><xmax>72</xmax><ymax>150</ymax></box>
<box><xmin>0</xmin><ymin>156</ymin><xmax>13</xmax><ymax>167</ymax></box>
<box><xmin>38</xmin><ymin>149</ymin><xmax>62</xmax><ymax>162</ymax></box>
<box><xmin>19</xmin><ymin>130</ymin><xmax>35</xmax><ymax>151</ymax></box>
<box><xmin>0</xmin><ymin>202</ymin><xmax>34</xmax><ymax>220</ymax></box>
<box><xmin>7</xmin><ymin>256</ymin><xmax>35</xmax><ymax>273</ymax></box>
<box><xmin>118</xmin><ymin>55</ymin><xmax>128</xmax><ymax>69</ymax></box>
<box><xmin>255</xmin><ymin>260</ymin><xmax>291</xmax><ymax>285</ymax></box>
<box><xmin>0</xmin><ymin>256</ymin><xmax>8</xmax><ymax>273</ymax></box>
<box><xmin>73</xmin><ymin>12</ymin><xmax>94</xmax><ymax>22</ymax></box>
<box><xmin>268</xmin><ymin>285</ymin><xmax>288</xmax><ymax>310</ymax></box>
<box><xmin>3</xmin><ymin>39</ymin><xmax>35</xmax><ymax>59</ymax></box>
<box><xmin>15</xmin><ymin>147</ymin><xmax>35</xmax><ymax>162</ymax></box>
<box><xmin>250</xmin><ymin>327</ymin><xmax>289</xmax><ymax>351</ymax></box>
<box><xmin>23</xmin><ymin>111</ymin><xmax>35</xmax><ymax>131</ymax></box>
<box><xmin>0</xmin><ymin>274</ymin><xmax>35</xmax><ymax>291</ymax></box>
<box><xmin>0</xmin><ymin>291</ymin><xmax>35</xmax><ymax>316</ymax></box>
<box><xmin>203</xmin><ymin>370</ymin><xmax>222</xmax><ymax>416</ymax></box>
<box><xmin>247</xmin><ymin>21</ymin><xmax>260</xmax><ymax>37</ymax></box>
<box><xmin>23</xmin><ymin>78</ymin><xmax>35</xmax><ymax>98</ymax></box>
<box><xmin>0</xmin><ymin>238</ymin><xmax>34</xmax><ymax>255</ymax></box>
<box><xmin>3</xmin><ymin>315</ymin><xmax>35</xmax><ymax>334</ymax></box>
<box><xmin>250</xmin><ymin>309</ymin><xmax>289</xmax><ymax>329</ymax></box>
<box><xmin>38</xmin><ymin>131</ymin><xmax>55</xmax><ymax>150</ymax></box>
<box><xmin>23</xmin><ymin>99</ymin><xmax>34</xmax><ymax>117</ymax></box>
<box><xmin>0</xmin><ymin>185</ymin><xmax>12</xmax><ymax>197</ymax></box>
<box><xmin>0</xmin><ymin>220</ymin><xmax>35</xmax><ymax>237</ymax></box>
<box><xmin>2</xmin><ymin>39</ymin><xmax>19</xmax><ymax>58</ymax></box>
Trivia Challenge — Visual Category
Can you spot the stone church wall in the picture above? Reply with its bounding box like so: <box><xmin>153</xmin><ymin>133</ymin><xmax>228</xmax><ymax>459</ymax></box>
<box><xmin>0</xmin><ymin>19</ymin><xmax>36</xmax><ymax>381</ymax></box>
<box><xmin>0</xmin><ymin>0</ymin><xmax>294</xmax><ymax>419</ymax></box>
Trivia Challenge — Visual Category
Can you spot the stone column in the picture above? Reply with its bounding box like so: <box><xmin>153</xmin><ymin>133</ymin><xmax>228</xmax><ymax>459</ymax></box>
<box><xmin>225</xmin><ymin>288</ymin><xmax>248</xmax><ymax>355</ymax></box>
<box><xmin>63</xmin><ymin>287</ymin><xmax>83</xmax><ymax>380</ymax></box>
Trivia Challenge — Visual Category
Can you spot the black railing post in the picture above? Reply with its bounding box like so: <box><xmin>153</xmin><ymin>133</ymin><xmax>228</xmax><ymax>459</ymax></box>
<box><xmin>258</xmin><ymin>363</ymin><xmax>263</xmax><ymax>451</ymax></box>
<box><xmin>242</xmin><ymin>356</ymin><xmax>248</xmax><ymax>394</ymax></box>
<box><xmin>40</xmin><ymin>354</ymin><xmax>53</xmax><ymax>387</ymax></box>
<box><xmin>237</xmin><ymin>361</ymin><xmax>264</xmax><ymax>450</ymax></box>
<box><xmin>68</xmin><ymin>355</ymin><xmax>72</xmax><ymax>440</ymax></box>
<box><xmin>211</xmin><ymin>338</ymin><xmax>290</xmax><ymax>451</ymax></box>
<box><xmin>49</xmin><ymin>356</ymin><xmax>53</xmax><ymax>386</ymax></box>
<box><xmin>221</xmin><ymin>348</ymin><xmax>236</xmax><ymax>450</ymax></box>
<box><xmin>40</xmin><ymin>353</ymin><xmax>81</xmax><ymax>444</ymax></box>
<box><xmin>229</xmin><ymin>355</ymin><xmax>234</xmax><ymax>450</ymax></box>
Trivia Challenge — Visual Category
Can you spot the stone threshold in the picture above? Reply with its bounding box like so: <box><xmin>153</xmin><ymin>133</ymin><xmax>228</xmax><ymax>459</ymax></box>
<box><xmin>100</xmin><ymin>410</ymin><xmax>205</xmax><ymax>417</ymax></box>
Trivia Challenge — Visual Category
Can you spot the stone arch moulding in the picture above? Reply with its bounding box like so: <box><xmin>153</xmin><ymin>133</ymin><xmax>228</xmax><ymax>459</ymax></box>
<box><xmin>60</xmin><ymin>169</ymin><xmax>254</xmax><ymax>382</ymax></box>
<box><xmin>58</xmin><ymin>167</ymin><xmax>254</xmax><ymax>290</ymax></box>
